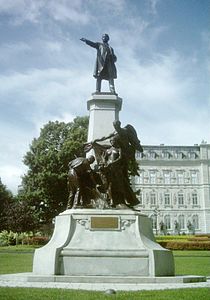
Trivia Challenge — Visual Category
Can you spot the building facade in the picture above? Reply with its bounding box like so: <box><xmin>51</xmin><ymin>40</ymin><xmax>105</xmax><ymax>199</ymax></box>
<box><xmin>133</xmin><ymin>142</ymin><xmax>210</xmax><ymax>234</ymax></box>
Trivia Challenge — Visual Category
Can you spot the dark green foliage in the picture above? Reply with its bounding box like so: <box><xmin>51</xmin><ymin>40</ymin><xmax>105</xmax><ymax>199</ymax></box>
<box><xmin>2</xmin><ymin>198</ymin><xmax>40</xmax><ymax>233</ymax></box>
<box><xmin>19</xmin><ymin>116</ymin><xmax>88</xmax><ymax>226</ymax></box>
<box><xmin>0</xmin><ymin>179</ymin><xmax>13</xmax><ymax>231</ymax></box>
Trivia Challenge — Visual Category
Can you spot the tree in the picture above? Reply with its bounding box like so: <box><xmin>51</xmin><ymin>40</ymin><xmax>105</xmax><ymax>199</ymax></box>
<box><xmin>0</xmin><ymin>178</ymin><xmax>13</xmax><ymax>231</ymax></box>
<box><xmin>3</xmin><ymin>195</ymin><xmax>40</xmax><ymax>233</ymax></box>
<box><xmin>19</xmin><ymin>116</ymin><xmax>88</xmax><ymax>225</ymax></box>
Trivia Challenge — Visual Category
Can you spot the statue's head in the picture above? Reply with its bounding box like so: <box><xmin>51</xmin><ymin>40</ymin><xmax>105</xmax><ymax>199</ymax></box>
<box><xmin>102</xmin><ymin>33</ymin><xmax>109</xmax><ymax>43</ymax></box>
<box><xmin>110</xmin><ymin>135</ymin><xmax>120</xmax><ymax>147</ymax></box>
<box><xmin>113</xmin><ymin>120</ymin><xmax>121</xmax><ymax>130</ymax></box>
<box><xmin>87</xmin><ymin>155</ymin><xmax>95</xmax><ymax>164</ymax></box>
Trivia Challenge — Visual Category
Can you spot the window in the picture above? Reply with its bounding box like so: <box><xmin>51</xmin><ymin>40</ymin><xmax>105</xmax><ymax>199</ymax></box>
<box><xmin>150</xmin><ymin>171</ymin><xmax>156</xmax><ymax>184</ymax></box>
<box><xmin>150</xmin><ymin>193</ymin><xmax>156</xmax><ymax>205</ymax></box>
<box><xmin>164</xmin><ymin>172</ymin><xmax>170</xmax><ymax>184</ymax></box>
<box><xmin>148</xmin><ymin>151</ymin><xmax>156</xmax><ymax>159</ymax></box>
<box><xmin>178</xmin><ymin>193</ymin><xmax>184</xmax><ymax>205</ymax></box>
<box><xmin>135</xmin><ymin>175</ymin><xmax>141</xmax><ymax>184</ymax></box>
<box><xmin>191</xmin><ymin>172</ymin><xmax>198</xmax><ymax>184</ymax></box>
<box><xmin>188</xmin><ymin>152</ymin><xmax>196</xmax><ymax>159</ymax></box>
<box><xmin>177</xmin><ymin>173</ymin><xmax>184</xmax><ymax>184</ymax></box>
<box><xmin>164</xmin><ymin>193</ymin><xmax>170</xmax><ymax>205</ymax></box>
<box><xmin>162</xmin><ymin>151</ymin><xmax>170</xmax><ymax>159</ymax></box>
<box><xmin>139</xmin><ymin>172</ymin><xmax>144</xmax><ymax>184</ymax></box>
<box><xmin>138</xmin><ymin>192</ymin><xmax>143</xmax><ymax>205</ymax></box>
<box><xmin>136</xmin><ymin>151</ymin><xmax>142</xmax><ymax>158</ymax></box>
<box><xmin>192</xmin><ymin>193</ymin><xmax>198</xmax><ymax>205</ymax></box>
<box><xmin>176</xmin><ymin>152</ymin><xmax>184</xmax><ymax>159</ymax></box>
<box><xmin>150</xmin><ymin>214</ymin><xmax>157</xmax><ymax>229</ymax></box>
<box><xmin>192</xmin><ymin>215</ymin><xmax>199</xmax><ymax>229</ymax></box>
<box><xmin>178</xmin><ymin>215</ymin><xmax>185</xmax><ymax>229</ymax></box>
<box><xmin>164</xmin><ymin>215</ymin><xmax>171</xmax><ymax>229</ymax></box>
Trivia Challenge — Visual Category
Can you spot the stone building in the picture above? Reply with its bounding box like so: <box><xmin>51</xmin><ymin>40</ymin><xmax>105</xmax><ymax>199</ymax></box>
<box><xmin>134</xmin><ymin>142</ymin><xmax>210</xmax><ymax>234</ymax></box>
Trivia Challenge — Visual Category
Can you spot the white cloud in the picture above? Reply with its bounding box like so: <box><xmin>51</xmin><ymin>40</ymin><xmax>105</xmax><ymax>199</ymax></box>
<box><xmin>0</xmin><ymin>165</ymin><xmax>26</xmax><ymax>194</ymax></box>
<box><xmin>148</xmin><ymin>0</ymin><xmax>161</xmax><ymax>15</ymax></box>
<box><xmin>0</xmin><ymin>0</ymin><xmax>92</xmax><ymax>25</ymax></box>
<box><xmin>0</xmin><ymin>42</ymin><xmax>31</xmax><ymax>64</ymax></box>
<box><xmin>0</xmin><ymin>0</ymin><xmax>209</xmax><ymax>193</ymax></box>
<box><xmin>116</xmin><ymin>50</ymin><xmax>210</xmax><ymax>146</ymax></box>
<box><xmin>0</xmin><ymin>120</ymin><xmax>33</xmax><ymax>194</ymax></box>
<box><xmin>47</xmin><ymin>1</ymin><xmax>92</xmax><ymax>25</ymax></box>
<box><xmin>0</xmin><ymin>0</ymin><xmax>44</xmax><ymax>24</ymax></box>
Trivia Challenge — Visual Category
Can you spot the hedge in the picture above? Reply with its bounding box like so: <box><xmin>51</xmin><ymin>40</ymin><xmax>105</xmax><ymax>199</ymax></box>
<box><xmin>156</xmin><ymin>235</ymin><xmax>192</xmax><ymax>241</ymax></box>
<box><xmin>188</xmin><ymin>237</ymin><xmax>210</xmax><ymax>242</ymax></box>
<box><xmin>159</xmin><ymin>241</ymin><xmax>210</xmax><ymax>250</ymax></box>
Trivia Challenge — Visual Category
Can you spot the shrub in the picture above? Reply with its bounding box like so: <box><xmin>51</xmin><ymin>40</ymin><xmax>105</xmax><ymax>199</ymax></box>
<box><xmin>156</xmin><ymin>235</ymin><xmax>192</xmax><ymax>241</ymax></box>
<box><xmin>28</xmin><ymin>236</ymin><xmax>49</xmax><ymax>245</ymax></box>
<box><xmin>195</xmin><ymin>234</ymin><xmax>210</xmax><ymax>238</ymax></box>
<box><xmin>0</xmin><ymin>230</ymin><xmax>19</xmax><ymax>246</ymax></box>
<box><xmin>188</xmin><ymin>237</ymin><xmax>210</xmax><ymax>242</ymax></box>
<box><xmin>0</xmin><ymin>230</ymin><xmax>50</xmax><ymax>246</ymax></box>
<box><xmin>0</xmin><ymin>230</ymin><xmax>10</xmax><ymax>246</ymax></box>
<box><xmin>159</xmin><ymin>241</ymin><xmax>210</xmax><ymax>250</ymax></box>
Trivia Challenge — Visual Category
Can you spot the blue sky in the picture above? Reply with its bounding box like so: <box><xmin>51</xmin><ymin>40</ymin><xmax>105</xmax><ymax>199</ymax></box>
<box><xmin>0</xmin><ymin>0</ymin><xmax>209</xmax><ymax>193</ymax></box>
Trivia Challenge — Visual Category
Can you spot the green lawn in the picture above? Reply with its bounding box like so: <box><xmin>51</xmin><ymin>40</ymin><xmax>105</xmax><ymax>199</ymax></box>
<box><xmin>0</xmin><ymin>253</ymin><xmax>33</xmax><ymax>274</ymax></box>
<box><xmin>0</xmin><ymin>248</ymin><xmax>209</xmax><ymax>300</ymax></box>
<box><xmin>0</xmin><ymin>287</ymin><xmax>209</xmax><ymax>300</ymax></box>
<box><xmin>174</xmin><ymin>250</ymin><xmax>210</xmax><ymax>276</ymax></box>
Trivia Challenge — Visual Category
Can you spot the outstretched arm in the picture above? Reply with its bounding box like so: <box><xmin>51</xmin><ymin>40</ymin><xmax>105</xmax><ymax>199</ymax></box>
<box><xmin>80</xmin><ymin>38</ymin><xmax>98</xmax><ymax>49</ymax></box>
<box><xmin>93</xmin><ymin>132</ymin><xmax>115</xmax><ymax>143</ymax></box>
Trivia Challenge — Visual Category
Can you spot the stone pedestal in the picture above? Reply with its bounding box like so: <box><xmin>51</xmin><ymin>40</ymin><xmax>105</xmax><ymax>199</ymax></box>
<box><xmin>87</xmin><ymin>93</ymin><xmax>122</xmax><ymax>142</ymax></box>
<box><xmin>33</xmin><ymin>209</ymin><xmax>174</xmax><ymax>277</ymax></box>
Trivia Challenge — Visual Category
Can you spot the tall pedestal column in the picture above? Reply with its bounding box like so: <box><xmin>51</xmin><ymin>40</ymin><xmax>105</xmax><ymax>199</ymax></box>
<box><xmin>87</xmin><ymin>92</ymin><xmax>122</xmax><ymax>142</ymax></box>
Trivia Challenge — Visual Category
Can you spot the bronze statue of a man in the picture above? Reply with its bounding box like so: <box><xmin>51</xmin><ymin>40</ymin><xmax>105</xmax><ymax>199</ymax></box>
<box><xmin>80</xmin><ymin>34</ymin><xmax>117</xmax><ymax>93</ymax></box>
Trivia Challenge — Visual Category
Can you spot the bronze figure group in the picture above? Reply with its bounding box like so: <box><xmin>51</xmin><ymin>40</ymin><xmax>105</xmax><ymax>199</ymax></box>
<box><xmin>67</xmin><ymin>121</ymin><xmax>143</xmax><ymax>210</ymax></box>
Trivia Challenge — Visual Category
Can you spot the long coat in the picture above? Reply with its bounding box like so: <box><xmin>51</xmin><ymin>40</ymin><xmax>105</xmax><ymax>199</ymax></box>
<box><xmin>85</xmin><ymin>40</ymin><xmax>117</xmax><ymax>80</ymax></box>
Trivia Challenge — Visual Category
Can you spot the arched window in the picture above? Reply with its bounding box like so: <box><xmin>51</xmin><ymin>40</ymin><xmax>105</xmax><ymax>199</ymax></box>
<box><xmin>162</xmin><ymin>151</ymin><xmax>170</xmax><ymax>159</ymax></box>
<box><xmin>178</xmin><ymin>215</ymin><xmax>185</xmax><ymax>229</ymax></box>
<box><xmin>192</xmin><ymin>215</ymin><xmax>199</xmax><ymax>229</ymax></box>
<box><xmin>164</xmin><ymin>215</ymin><xmax>171</xmax><ymax>229</ymax></box>
<box><xmin>188</xmin><ymin>152</ymin><xmax>197</xmax><ymax>159</ymax></box>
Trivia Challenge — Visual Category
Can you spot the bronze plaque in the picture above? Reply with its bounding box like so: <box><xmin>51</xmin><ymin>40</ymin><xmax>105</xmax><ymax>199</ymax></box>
<box><xmin>90</xmin><ymin>216</ymin><xmax>119</xmax><ymax>230</ymax></box>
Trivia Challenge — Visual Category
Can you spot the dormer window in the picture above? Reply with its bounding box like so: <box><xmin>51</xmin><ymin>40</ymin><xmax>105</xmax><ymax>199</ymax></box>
<box><xmin>162</xmin><ymin>151</ymin><xmax>170</xmax><ymax>159</ymax></box>
<box><xmin>148</xmin><ymin>151</ymin><xmax>157</xmax><ymax>159</ymax></box>
<box><xmin>188</xmin><ymin>152</ymin><xmax>197</xmax><ymax>159</ymax></box>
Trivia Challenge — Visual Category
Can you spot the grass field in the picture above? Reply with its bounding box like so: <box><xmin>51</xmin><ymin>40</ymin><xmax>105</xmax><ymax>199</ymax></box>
<box><xmin>174</xmin><ymin>250</ymin><xmax>210</xmax><ymax>276</ymax></box>
<box><xmin>0</xmin><ymin>247</ymin><xmax>209</xmax><ymax>300</ymax></box>
<box><xmin>0</xmin><ymin>287</ymin><xmax>209</xmax><ymax>300</ymax></box>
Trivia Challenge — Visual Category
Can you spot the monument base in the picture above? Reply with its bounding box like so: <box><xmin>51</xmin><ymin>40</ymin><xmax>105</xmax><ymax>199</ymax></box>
<box><xmin>33</xmin><ymin>209</ymin><xmax>174</xmax><ymax>277</ymax></box>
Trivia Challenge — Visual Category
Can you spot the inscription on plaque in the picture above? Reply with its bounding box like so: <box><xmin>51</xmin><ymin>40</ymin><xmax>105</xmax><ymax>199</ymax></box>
<box><xmin>90</xmin><ymin>216</ymin><xmax>119</xmax><ymax>230</ymax></box>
